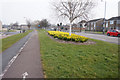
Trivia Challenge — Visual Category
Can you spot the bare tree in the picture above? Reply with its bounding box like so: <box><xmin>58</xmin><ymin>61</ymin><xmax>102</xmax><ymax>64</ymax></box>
<box><xmin>40</xmin><ymin>19</ymin><xmax>49</xmax><ymax>28</ymax></box>
<box><xmin>53</xmin><ymin>0</ymin><xmax>95</xmax><ymax>35</ymax></box>
<box><xmin>12</xmin><ymin>22</ymin><xmax>19</xmax><ymax>29</ymax></box>
<box><xmin>33</xmin><ymin>19</ymin><xmax>50</xmax><ymax>29</ymax></box>
<box><xmin>26</xmin><ymin>19</ymin><xmax>31</xmax><ymax>29</ymax></box>
<box><xmin>33</xmin><ymin>20</ymin><xmax>41</xmax><ymax>28</ymax></box>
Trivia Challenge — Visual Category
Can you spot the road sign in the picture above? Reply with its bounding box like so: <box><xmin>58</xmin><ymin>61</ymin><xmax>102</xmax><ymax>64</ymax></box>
<box><xmin>38</xmin><ymin>25</ymin><xmax>40</xmax><ymax>27</ymax></box>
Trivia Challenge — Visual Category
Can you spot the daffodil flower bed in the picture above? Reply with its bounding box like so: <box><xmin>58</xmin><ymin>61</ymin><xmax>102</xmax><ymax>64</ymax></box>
<box><xmin>48</xmin><ymin>31</ymin><xmax>88</xmax><ymax>42</ymax></box>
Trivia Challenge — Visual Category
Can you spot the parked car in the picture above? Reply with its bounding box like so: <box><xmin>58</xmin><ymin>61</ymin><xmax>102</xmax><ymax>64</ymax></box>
<box><xmin>107</xmin><ymin>30</ymin><xmax>120</xmax><ymax>37</ymax></box>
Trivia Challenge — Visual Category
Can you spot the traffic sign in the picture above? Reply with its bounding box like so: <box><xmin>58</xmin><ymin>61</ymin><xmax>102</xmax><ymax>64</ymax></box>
<box><xmin>38</xmin><ymin>25</ymin><xmax>40</xmax><ymax>27</ymax></box>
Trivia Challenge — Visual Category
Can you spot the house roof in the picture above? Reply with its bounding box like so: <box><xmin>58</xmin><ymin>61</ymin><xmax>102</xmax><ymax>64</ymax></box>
<box><xmin>108</xmin><ymin>16</ymin><xmax>120</xmax><ymax>20</ymax></box>
<box><xmin>88</xmin><ymin>18</ymin><xmax>105</xmax><ymax>23</ymax></box>
<box><xmin>2</xmin><ymin>25</ymin><xmax>9</xmax><ymax>28</ymax></box>
<box><xmin>72</xmin><ymin>24</ymin><xmax>77</xmax><ymax>27</ymax></box>
<box><xmin>20</xmin><ymin>24</ymin><xmax>28</xmax><ymax>26</ymax></box>
<box><xmin>78</xmin><ymin>20</ymin><xmax>87</xmax><ymax>23</ymax></box>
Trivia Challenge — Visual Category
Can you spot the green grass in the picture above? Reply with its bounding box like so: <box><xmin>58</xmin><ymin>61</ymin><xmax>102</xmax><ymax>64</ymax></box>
<box><xmin>85</xmin><ymin>31</ymin><xmax>107</xmax><ymax>34</ymax></box>
<box><xmin>0</xmin><ymin>30</ymin><xmax>16</xmax><ymax>32</ymax></box>
<box><xmin>38</xmin><ymin>29</ymin><xmax>118</xmax><ymax>78</ymax></box>
<box><xmin>0</xmin><ymin>30</ymin><xmax>6</xmax><ymax>32</ymax></box>
<box><xmin>8</xmin><ymin>30</ymin><xmax>17</xmax><ymax>32</ymax></box>
<box><xmin>0</xmin><ymin>30</ymin><xmax>33</xmax><ymax>53</ymax></box>
<box><xmin>93</xmin><ymin>32</ymin><xmax>107</xmax><ymax>34</ymax></box>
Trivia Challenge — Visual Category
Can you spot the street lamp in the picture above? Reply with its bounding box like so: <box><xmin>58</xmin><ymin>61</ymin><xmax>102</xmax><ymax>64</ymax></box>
<box><xmin>118</xmin><ymin>1</ymin><xmax>120</xmax><ymax>16</ymax></box>
<box><xmin>101</xmin><ymin>0</ymin><xmax>106</xmax><ymax>34</ymax></box>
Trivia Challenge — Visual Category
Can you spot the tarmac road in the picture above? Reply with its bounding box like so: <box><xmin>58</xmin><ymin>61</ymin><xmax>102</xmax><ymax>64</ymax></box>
<box><xmin>75</xmin><ymin>32</ymin><xmax>119</xmax><ymax>44</ymax></box>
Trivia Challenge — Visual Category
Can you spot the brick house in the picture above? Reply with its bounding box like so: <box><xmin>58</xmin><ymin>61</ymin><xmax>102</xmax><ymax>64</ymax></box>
<box><xmin>58</xmin><ymin>25</ymin><xmax>70</xmax><ymax>31</ymax></box>
<box><xmin>78</xmin><ymin>20</ymin><xmax>87</xmax><ymax>29</ymax></box>
<box><xmin>107</xmin><ymin>16</ymin><xmax>120</xmax><ymax>30</ymax></box>
<box><xmin>72</xmin><ymin>23</ymin><xmax>78</xmax><ymax>31</ymax></box>
<box><xmin>68</xmin><ymin>20</ymin><xmax>87</xmax><ymax>32</ymax></box>
<box><xmin>86</xmin><ymin>18</ymin><xmax>105</xmax><ymax>32</ymax></box>
<box><xmin>20</xmin><ymin>25</ymin><xmax>29</xmax><ymax>30</ymax></box>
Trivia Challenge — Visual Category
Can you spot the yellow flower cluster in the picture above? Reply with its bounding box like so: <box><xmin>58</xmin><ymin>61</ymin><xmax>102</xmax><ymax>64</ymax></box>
<box><xmin>48</xmin><ymin>31</ymin><xmax>88</xmax><ymax>42</ymax></box>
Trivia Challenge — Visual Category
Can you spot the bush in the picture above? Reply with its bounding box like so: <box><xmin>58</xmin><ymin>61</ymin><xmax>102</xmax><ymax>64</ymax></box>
<box><xmin>48</xmin><ymin>31</ymin><xmax>88</xmax><ymax>42</ymax></box>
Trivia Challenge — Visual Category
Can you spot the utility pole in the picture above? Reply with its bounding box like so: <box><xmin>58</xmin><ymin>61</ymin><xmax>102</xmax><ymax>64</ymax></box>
<box><xmin>119</xmin><ymin>1</ymin><xmax>120</xmax><ymax>16</ymax></box>
<box><xmin>103</xmin><ymin>0</ymin><xmax>106</xmax><ymax>34</ymax></box>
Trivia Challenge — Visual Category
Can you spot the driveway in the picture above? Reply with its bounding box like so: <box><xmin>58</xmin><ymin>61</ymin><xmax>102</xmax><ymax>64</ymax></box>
<box><xmin>75</xmin><ymin>32</ymin><xmax>119</xmax><ymax>44</ymax></box>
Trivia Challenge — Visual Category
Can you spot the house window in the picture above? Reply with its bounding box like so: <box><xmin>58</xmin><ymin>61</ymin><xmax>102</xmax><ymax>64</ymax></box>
<box><xmin>106</xmin><ymin>21</ymin><xmax>108</xmax><ymax>28</ymax></box>
<box><xmin>110</xmin><ymin>20</ymin><xmax>114</xmax><ymax>24</ymax></box>
<box><xmin>91</xmin><ymin>27</ymin><xmax>93</xmax><ymax>30</ymax></box>
<box><xmin>94</xmin><ymin>22</ymin><xmax>96</xmax><ymax>28</ymax></box>
<box><xmin>117</xmin><ymin>20</ymin><xmax>120</xmax><ymax>24</ymax></box>
<box><xmin>87</xmin><ymin>23</ymin><xmax>89</xmax><ymax>26</ymax></box>
<box><xmin>91</xmin><ymin>22</ymin><xmax>93</xmax><ymax>25</ymax></box>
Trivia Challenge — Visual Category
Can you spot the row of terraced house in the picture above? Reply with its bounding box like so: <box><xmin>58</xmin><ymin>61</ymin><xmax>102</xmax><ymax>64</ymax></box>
<box><xmin>85</xmin><ymin>16</ymin><xmax>120</xmax><ymax>32</ymax></box>
<box><xmin>56</xmin><ymin>16</ymin><xmax>120</xmax><ymax>32</ymax></box>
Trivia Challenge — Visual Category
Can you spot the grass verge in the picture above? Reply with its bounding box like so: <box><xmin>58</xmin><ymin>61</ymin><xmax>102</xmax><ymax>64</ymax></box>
<box><xmin>85</xmin><ymin>31</ymin><xmax>107</xmax><ymax>35</ymax></box>
<box><xmin>38</xmin><ymin>29</ymin><xmax>118</xmax><ymax>78</ymax></box>
<box><xmin>93</xmin><ymin>32</ymin><xmax>107</xmax><ymax>34</ymax></box>
<box><xmin>0</xmin><ymin>30</ymin><xmax>32</xmax><ymax>53</ymax></box>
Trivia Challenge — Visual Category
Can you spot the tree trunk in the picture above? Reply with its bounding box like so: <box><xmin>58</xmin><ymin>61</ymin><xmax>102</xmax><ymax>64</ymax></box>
<box><xmin>80</xmin><ymin>27</ymin><xmax>81</xmax><ymax>32</ymax></box>
<box><xmin>69</xmin><ymin>23</ymin><xmax>72</xmax><ymax>36</ymax></box>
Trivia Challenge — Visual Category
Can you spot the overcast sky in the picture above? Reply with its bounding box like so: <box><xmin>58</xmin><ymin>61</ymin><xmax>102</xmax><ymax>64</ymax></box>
<box><xmin>0</xmin><ymin>0</ymin><xmax>119</xmax><ymax>25</ymax></box>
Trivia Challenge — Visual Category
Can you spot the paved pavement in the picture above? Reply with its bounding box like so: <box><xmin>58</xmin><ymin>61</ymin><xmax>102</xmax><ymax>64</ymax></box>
<box><xmin>75</xmin><ymin>32</ymin><xmax>119</xmax><ymax>44</ymax></box>
<box><xmin>0</xmin><ymin>32</ymin><xmax>33</xmax><ymax>74</ymax></box>
<box><xmin>2</xmin><ymin>30</ymin><xmax>44</xmax><ymax>78</ymax></box>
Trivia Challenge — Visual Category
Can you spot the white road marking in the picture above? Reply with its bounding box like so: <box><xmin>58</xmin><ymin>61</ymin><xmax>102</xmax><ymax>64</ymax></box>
<box><xmin>0</xmin><ymin>32</ymin><xmax>33</xmax><ymax>78</ymax></box>
<box><xmin>22</xmin><ymin>72</ymin><xmax>28</xmax><ymax>80</ymax></box>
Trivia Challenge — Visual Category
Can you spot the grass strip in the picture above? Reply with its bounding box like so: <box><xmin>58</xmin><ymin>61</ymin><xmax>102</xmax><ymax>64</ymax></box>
<box><xmin>0</xmin><ymin>30</ymin><xmax>32</xmax><ymax>53</ymax></box>
<box><xmin>38</xmin><ymin>29</ymin><xmax>118</xmax><ymax>78</ymax></box>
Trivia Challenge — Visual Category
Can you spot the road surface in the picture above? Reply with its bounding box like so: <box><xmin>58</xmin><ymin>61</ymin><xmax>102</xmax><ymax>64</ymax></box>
<box><xmin>75</xmin><ymin>32</ymin><xmax>119</xmax><ymax>44</ymax></box>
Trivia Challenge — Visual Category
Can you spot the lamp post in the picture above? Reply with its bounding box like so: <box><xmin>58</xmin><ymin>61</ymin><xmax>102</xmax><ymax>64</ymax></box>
<box><xmin>102</xmin><ymin>0</ymin><xmax>106</xmax><ymax>34</ymax></box>
<box><xmin>119</xmin><ymin>1</ymin><xmax>120</xmax><ymax>16</ymax></box>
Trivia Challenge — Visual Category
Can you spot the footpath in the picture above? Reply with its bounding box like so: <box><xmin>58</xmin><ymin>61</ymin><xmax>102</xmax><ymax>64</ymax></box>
<box><xmin>2</xmin><ymin>30</ymin><xmax>44</xmax><ymax>78</ymax></box>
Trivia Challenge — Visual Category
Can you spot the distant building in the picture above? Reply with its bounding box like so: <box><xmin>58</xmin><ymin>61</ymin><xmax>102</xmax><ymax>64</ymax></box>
<box><xmin>0</xmin><ymin>21</ymin><xmax>2</xmax><ymax>31</ymax></box>
<box><xmin>86</xmin><ymin>18</ymin><xmax>105</xmax><ymax>32</ymax></box>
<box><xmin>72</xmin><ymin>23</ymin><xmax>78</xmax><ymax>32</ymax></box>
<box><xmin>71</xmin><ymin>20</ymin><xmax>87</xmax><ymax>32</ymax></box>
<box><xmin>118</xmin><ymin>1</ymin><xmax>120</xmax><ymax>16</ymax></box>
<box><xmin>2</xmin><ymin>25</ymin><xmax>9</xmax><ymax>31</ymax></box>
<box><xmin>86</xmin><ymin>16</ymin><xmax>120</xmax><ymax>31</ymax></box>
<box><xmin>78</xmin><ymin>20</ymin><xmax>87</xmax><ymax>29</ymax></box>
<box><xmin>107</xmin><ymin>16</ymin><xmax>120</xmax><ymax>30</ymax></box>
<box><xmin>20</xmin><ymin>25</ymin><xmax>29</xmax><ymax>30</ymax></box>
<box><xmin>57</xmin><ymin>24</ymin><xmax>70</xmax><ymax>31</ymax></box>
